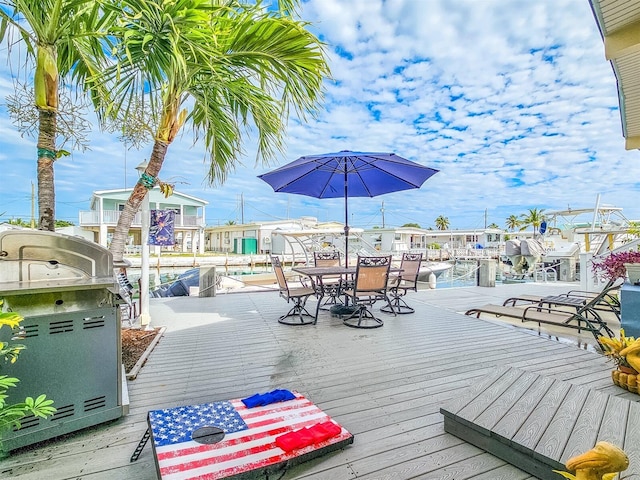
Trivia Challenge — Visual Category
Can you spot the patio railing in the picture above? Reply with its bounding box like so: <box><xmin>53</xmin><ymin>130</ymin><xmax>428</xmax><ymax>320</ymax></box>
<box><xmin>79</xmin><ymin>210</ymin><xmax>204</xmax><ymax>228</ymax></box>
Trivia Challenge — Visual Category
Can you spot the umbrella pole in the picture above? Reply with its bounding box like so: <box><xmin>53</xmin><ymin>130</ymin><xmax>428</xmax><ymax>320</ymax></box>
<box><xmin>343</xmin><ymin>165</ymin><xmax>349</xmax><ymax>268</ymax></box>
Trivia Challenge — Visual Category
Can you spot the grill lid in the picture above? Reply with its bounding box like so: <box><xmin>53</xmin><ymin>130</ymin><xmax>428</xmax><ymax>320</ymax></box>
<box><xmin>0</xmin><ymin>230</ymin><xmax>113</xmax><ymax>288</ymax></box>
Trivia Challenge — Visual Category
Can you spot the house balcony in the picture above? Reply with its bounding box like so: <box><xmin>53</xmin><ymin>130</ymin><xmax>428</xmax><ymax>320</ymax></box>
<box><xmin>79</xmin><ymin>210</ymin><xmax>204</xmax><ymax>228</ymax></box>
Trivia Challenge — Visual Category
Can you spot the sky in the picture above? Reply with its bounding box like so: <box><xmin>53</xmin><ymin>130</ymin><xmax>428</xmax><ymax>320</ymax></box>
<box><xmin>1</xmin><ymin>0</ymin><xmax>639</xmax><ymax>231</ymax></box>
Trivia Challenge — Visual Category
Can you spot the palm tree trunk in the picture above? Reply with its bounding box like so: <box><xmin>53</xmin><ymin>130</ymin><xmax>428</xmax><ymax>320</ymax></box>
<box><xmin>109</xmin><ymin>140</ymin><xmax>169</xmax><ymax>263</ymax></box>
<box><xmin>37</xmin><ymin>109</ymin><xmax>57</xmax><ymax>231</ymax></box>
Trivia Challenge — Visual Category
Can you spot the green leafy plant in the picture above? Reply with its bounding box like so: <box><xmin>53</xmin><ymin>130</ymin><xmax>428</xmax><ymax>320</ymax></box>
<box><xmin>0</xmin><ymin>305</ymin><xmax>56</xmax><ymax>437</ymax></box>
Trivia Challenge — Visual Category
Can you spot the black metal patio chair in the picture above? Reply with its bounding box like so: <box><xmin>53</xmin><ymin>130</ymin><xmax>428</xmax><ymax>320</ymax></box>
<box><xmin>342</xmin><ymin>255</ymin><xmax>394</xmax><ymax>329</ymax></box>
<box><xmin>271</xmin><ymin>256</ymin><xmax>316</xmax><ymax>325</ymax></box>
<box><xmin>381</xmin><ymin>252</ymin><xmax>423</xmax><ymax>314</ymax></box>
<box><xmin>465</xmin><ymin>280</ymin><xmax>619</xmax><ymax>341</ymax></box>
<box><xmin>115</xmin><ymin>269</ymin><xmax>139</xmax><ymax>325</ymax></box>
<box><xmin>313</xmin><ymin>250</ymin><xmax>344</xmax><ymax>311</ymax></box>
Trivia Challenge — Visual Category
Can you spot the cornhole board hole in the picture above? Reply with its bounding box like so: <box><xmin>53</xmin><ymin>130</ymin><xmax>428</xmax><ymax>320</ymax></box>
<box><xmin>147</xmin><ymin>392</ymin><xmax>354</xmax><ymax>479</ymax></box>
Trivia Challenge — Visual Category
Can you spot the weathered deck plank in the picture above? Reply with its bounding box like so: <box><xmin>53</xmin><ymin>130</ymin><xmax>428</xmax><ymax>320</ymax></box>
<box><xmin>596</xmin><ymin>394</ymin><xmax>630</xmax><ymax>446</ymax></box>
<box><xmin>532</xmin><ymin>384</ymin><xmax>589</xmax><ymax>464</ymax></box>
<box><xmin>492</xmin><ymin>374</ymin><xmax>556</xmax><ymax>440</ymax></box>
<box><xmin>510</xmin><ymin>379</ymin><xmax>571</xmax><ymax>451</ymax></box>
<box><xmin>624</xmin><ymin>402</ymin><xmax>640</xmax><ymax>478</ymax></box>
<box><xmin>560</xmin><ymin>389</ymin><xmax>609</xmax><ymax>462</ymax></box>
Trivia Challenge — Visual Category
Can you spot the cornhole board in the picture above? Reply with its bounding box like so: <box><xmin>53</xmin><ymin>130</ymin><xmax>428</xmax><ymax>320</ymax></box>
<box><xmin>147</xmin><ymin>392</ymin><xmax>354</xmax><ymax>479</ymax></box>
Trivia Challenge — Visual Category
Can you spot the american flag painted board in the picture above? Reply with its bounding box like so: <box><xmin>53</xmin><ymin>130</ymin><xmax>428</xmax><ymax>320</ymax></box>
<box><xmin>147</xmin><ymin>392</ymin><xmax>353</xmax><ymax>479</ymax></box>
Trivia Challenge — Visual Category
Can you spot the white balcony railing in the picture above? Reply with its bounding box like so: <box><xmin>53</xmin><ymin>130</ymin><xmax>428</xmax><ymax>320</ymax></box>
<box><xmin>79</xmin><ymin>210</ymin><xmax>204</xmax><ymax>228</ymax></box>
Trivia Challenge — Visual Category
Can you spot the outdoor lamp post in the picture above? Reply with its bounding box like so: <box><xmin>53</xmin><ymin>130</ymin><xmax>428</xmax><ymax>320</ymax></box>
<box><xmin>135</xmin><ymin>160</ymin><xmax>152</xmax><ymax>330</ymax></box>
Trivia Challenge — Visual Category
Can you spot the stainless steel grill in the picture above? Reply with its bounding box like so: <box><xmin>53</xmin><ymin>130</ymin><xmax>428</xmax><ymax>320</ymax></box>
<box><xmin>0</xmin><ymin>230</ymin><xmax>125</xmax><ymax>454</ymax></box>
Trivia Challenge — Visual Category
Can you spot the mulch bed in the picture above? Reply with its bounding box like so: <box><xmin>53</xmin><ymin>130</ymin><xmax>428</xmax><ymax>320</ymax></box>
<box><xmin>122</xmin><ymin>327</ymin><xmax>162</xmax><ymax>373</ymax></box>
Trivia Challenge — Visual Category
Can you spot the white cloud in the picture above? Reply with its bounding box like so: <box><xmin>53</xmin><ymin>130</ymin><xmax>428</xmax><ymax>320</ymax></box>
<box><xmin>1</xmin><ymin>0</ymin><xmax>639</xmax><ymax>229</ymax></box>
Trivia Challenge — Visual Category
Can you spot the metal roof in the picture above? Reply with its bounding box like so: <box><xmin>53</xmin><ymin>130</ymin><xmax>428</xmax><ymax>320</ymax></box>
<box><xmin>589</xmin><ymin>0</ymin><xmax>640</xmax><ymax>149</ymax></box>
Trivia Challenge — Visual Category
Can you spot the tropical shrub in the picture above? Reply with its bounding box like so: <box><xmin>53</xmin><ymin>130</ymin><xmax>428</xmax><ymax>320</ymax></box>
<box><xmin>0</xmin><ymin>306</ymin><xmax>55</xmax><ymax>437</ymax></box>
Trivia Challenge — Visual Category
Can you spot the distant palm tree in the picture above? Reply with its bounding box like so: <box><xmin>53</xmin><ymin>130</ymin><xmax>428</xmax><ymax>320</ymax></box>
<box><xmin>55</xmin><ymin>220</ymin><xmax>75</xmax><ymax>227</ymax></box>
<box><xmin>435</xmin><ymin>215</ymin><xmax>449</xmax><ymax>231</ymax></box>
<box><xmin>225</xmin><ymin>220</ymin><xmax>237</xmax><ymax>226</ymax></box>
<box><xmin>519</xmin><ymin>208</ymin><xmax>545</xmax><ymax>235</ymax></box>
<box><xmin>8</xmin><ymin>218</ymin><xmax>30</xmax><ymax>227</ymax></box>
<box><xmin>627</xmin><ymin>221</ymin><xmax>640</xmax><ymax>239</ymax></box>
<box><xmin>505</xmin><ymin>215</ymin><xmax>520</xmax><ymax>232</ymax></box>
<box><xmin>487</xmin><ymin>222</ymin><xmax>499</xmax><ymax>229</ymax></box>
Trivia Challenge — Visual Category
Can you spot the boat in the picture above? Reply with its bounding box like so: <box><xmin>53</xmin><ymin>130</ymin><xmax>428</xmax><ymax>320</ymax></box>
<box><xmin>503</xmin><ymin>197</ymin><xmax>635</xmax><ymax>282</ymax></box>
<box><xmin>504</xmin><ymin>238</ymin><xmax>546</xmax><ymax>275</ymax></box>
<box><xmin>151</xmin><ymin>268</ymin><xmax>200</xmax><ymax>297</ymax></box>
<box><xmin>541</xmin><ymin>203</ymin><xmax>632</xmax><ymax>259</ymax></box>
<box><xmin>272</xmin><ymin>227</ymin><xmax>453</xmax><ymax>279</ymax></box>
<box><xmin>417</xmin><ymin>262</ymin><xmax>454</xmax><ymax>282</ymax></box>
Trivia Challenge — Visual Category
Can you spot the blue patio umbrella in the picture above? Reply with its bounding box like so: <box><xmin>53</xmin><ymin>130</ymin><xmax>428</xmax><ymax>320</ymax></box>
<box><xmin>258</xmin><ymin>150</ymin><xmax>439</xmax><ymax>266</ymax></box>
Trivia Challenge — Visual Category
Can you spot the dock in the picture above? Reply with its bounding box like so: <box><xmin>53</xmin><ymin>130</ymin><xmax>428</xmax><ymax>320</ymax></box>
<box><xmin>2</xmin><ymin>281</ymin><xmax>637</xmax><ymax>479</ymax></box>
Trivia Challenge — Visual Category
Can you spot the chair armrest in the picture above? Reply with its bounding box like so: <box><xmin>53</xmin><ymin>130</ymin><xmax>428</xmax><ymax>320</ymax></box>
<box><xmin>296</xmin><ymin>274</ymin><xmax>315</xmax><ymax>290</ymax></box>
<box><xmin>564</xmin><ymin>290</ymin><xmax>597</xmax><ymax>298</ymax></box>
<box><xmin>564</xmin><ymin>290</ymin><xmax>619</xmax><ymax>307</ymax></box>
<box><xmin>522</xmin><ymin>304</ymin><xmax>605</xmax><ymax>322</ymax></box>
<box><xmin>522</xmin><ymin>304</ymin><xmax>571</xmax><ymax>316</ymax></box>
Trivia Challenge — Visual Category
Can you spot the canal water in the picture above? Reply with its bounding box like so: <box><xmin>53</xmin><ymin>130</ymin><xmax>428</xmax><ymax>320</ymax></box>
<box><xmin>126</xmin><ymin>258</ymin><xmax>487</xmax><ymax>294</ymax></box>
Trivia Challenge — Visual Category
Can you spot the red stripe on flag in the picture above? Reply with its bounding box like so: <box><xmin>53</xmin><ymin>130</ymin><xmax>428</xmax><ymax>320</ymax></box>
<box><xmin>238</xmin><ymin>400</ymin><xmax>316</xmax><ymax>418</ymax></box>
<box><xmin>157</xmin><ymin>398</ymin><xmax>322</xmax><ymax>461</ymax></box>
<box><xmin>161</xmin><ymin>431</ymin><xmax>353</xmax><ymax>480</ymax></box>
<box><xmin>158</xmin><ymin>414</ymin><xmax>332</xmax><ymax>468</ymax></box>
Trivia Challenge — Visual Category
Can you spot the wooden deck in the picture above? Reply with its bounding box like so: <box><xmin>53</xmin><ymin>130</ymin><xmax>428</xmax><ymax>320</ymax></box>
<box><xmin>441</xmin><ymin>366</ymin><xmax>640</xmax><ymax>480</ymax></box>
<box><xmin>2</xmin><ymin>282</ymin><xmax>638</xmax><ymax>480</ymax></box>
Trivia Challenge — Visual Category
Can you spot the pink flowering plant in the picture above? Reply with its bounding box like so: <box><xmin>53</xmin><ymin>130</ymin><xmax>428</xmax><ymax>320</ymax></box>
<box><xmin>591</xmin><ymin>250</ymin><xmax>640</xmax><ymax>281</ymax></box>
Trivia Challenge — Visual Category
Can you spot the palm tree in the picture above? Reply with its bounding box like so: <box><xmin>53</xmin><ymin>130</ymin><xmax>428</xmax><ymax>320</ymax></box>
<box><xmin>105</xmin><ymin>0</ymin><xmax>329</xmax><ymax>263</ymax></box>
<box><xmin>627</xmin><ymin>221</ymin><xmax>640</xmax><ymax>239</ymax></box>
<box><xmin>505</xmin><ymin>215</ymin><xmax>520</xmax><ymax>232</ymax></box>
<box><xmin>435</xmin><ymin>215</ymin><xmax>449</xmax><ymax>231</ymax></box>
<box><xmin>0</xmin><ymin>1</ymin><xmax>115</xmax><ymax>231</ymax></box>
<box><xmin>519</xmin><ymin>208</ymin><xmax>546</xmax><ymax>235</ymax></box>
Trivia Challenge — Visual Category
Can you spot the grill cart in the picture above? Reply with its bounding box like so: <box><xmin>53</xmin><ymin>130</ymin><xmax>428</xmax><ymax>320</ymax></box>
<box><xmin>0</xmin><ymin>230</ymin><xmax>125</xmax><ymax>454</ymax></box>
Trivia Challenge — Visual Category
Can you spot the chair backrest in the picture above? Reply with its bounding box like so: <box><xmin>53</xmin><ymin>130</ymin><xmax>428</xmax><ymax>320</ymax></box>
<box><xmin>400</xmin><ymin>252</ymin><xmax>423</xmax><ymax>286</ymax></box>
<box><xmin>354</xmin><ymin>255</ymin><xmax>392</xmax><ymax>292</ymax></box>
<box><xmin>116</xmin><ymin>269</ymin><xmax>135</xmax><ymax>294</ymax></box>
<box><xmin>314</xmin><ymin>251</ymin><xmax>341</xmax><ymax>267</ymax></box>
<box><xmin>577</xmin><ymin>279</ymin><xmax>619</xmax><ymax>315</ymax></box>
<box><xmin>271</xmin><ymin>256</ymin><xmax>289</xmax><ymax>295</ymax></box>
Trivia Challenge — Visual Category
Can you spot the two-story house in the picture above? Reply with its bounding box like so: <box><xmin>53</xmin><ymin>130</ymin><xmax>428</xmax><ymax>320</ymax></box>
<box><xmin>79</xmin><ymin>188</ymin><xmax>208</xmax><ymax>254</ymax></box>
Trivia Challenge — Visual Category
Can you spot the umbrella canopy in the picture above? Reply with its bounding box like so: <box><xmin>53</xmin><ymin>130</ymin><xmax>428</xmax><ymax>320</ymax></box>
<box><xmin>258</xmin><ymin>150</ymin><xmax>439</xmax><ymax>266</ymax></box>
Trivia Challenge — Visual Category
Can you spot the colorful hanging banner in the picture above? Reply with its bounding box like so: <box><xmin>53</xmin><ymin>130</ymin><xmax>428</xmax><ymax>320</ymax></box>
<box><xmin>149</xmin><ymin>210</ymin><xmax>175</xmax><ymax>246</ymax></box>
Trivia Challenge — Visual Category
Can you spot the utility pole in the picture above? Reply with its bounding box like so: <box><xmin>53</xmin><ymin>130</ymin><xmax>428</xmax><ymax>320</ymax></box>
<box><xmin>381</xmin><ymin>201</ymin><xmax>385</xmax><ymax>228</ymax></box>
<box><xmin>241</xmin><ymin>193</ymin><xmax>244</xmax><ymax>224</ymax></box>
<box><xmin>484</xmin><ymin>208</ymin><xmax>487</xmax><ymax>229</ymax></box>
